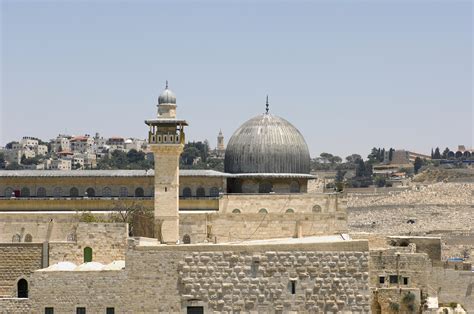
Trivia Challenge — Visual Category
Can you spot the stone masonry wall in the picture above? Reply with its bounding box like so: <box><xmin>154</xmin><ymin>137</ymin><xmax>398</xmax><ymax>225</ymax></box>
<box><xmin>0</xmin><ymin>243</ymin><xmax>43</xmax><ymax>297</ymax></box>
<box><xmin>429</xmin><ymin>268</ymin><xmax>474</xmax><ymax>312</ymax></box>
<box><xmin>0</xmin><ymin>298</ymin><xmax>31</xmax><ymax>314</ymax></box>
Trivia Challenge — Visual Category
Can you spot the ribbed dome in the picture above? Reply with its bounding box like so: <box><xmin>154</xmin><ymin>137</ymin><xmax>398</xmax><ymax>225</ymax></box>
<box><xmin>158</xmin><ymin>88</ymin><xmax>176</xmax><ymax>105</ymax></box>
<box><xmin>224</xmin><ymin>114</ymin><xmax>311</xmax><ymax>174</ymax></box>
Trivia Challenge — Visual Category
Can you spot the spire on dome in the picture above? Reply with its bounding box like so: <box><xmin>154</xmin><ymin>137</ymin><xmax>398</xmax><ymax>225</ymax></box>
<box><xmin>265</xmin><ymin>95</ymin><xmax>269</xmax><ymax>114</ymax></box>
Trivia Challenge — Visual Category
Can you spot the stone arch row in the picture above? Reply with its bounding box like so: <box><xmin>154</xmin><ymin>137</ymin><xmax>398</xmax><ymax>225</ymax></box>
<box><xmin>3</xmin><ymin>186</ymin><xmax>146</xmax><ymax>198</ymax></box>
<box><xmin>11</xmin><ymin>233</ymin><xmax>33</xmax><ymax>243</ymax></box>
<box><xmin>231</xmin><ymin>205</ymin><xmax>322</xmax><ymax>214</ymax></box>
<box><xmin>446</xmin><ymin>151</ymin><xmax>472</xmax><ymax>158</ymax></box>
<box><xmin>181</xmin><ymin>186</ymin><xmax>220</xmax><ymax>198</ymax></box>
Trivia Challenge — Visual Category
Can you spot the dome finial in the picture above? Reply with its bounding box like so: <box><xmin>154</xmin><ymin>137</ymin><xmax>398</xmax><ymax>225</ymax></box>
<box><xmin>265</xmin><ymin>95</ymin><xmax>269</xmax><ymax>114</ymax></box>
<box><xmin>165</xmin><ymin>80</ymin><xmax>168</xmax><ymax>89</ymax></box>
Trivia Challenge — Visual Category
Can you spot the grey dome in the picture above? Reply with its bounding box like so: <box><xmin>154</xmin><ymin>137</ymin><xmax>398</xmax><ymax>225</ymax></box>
<box><xmin>158</xmin><ymin>88</ymin><xmax>176</xmax><ymax>105</ymax></box>
<box><xmin>224</xmin><ymin>114</ymin><xmax>311</xmax><ymax>174</ymax></box>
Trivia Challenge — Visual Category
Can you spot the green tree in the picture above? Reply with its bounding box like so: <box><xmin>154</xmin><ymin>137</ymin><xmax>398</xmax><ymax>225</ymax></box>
<box><xmin>388</xmin><ymin>148</ymin><xmax>394</xmax><ymax>161</ymax></box>
<box><xmin>414</xmin><ymin>157</ymin><xmax>423</xmax><ymax>174</ymax></box>
<box><xmin>335</xmin><ymin>169</ymin><xmax>346</xmax><ymax>183</ymax></box>
<box><xmin>0</xmin><ymin>153</ymin><xmax>5</xmax><ymax>168</ymax></box>
<box><xmin>5</xmin><ymin>141</ymin><xmax>18</xmax><ymax>149</ymax></box>
<box><xmin>433</xmin><ymin>147</ymin><xmax>441</xmax><ymax>159</ymax></box>
<box><xmin>442</xmin><ymin>147</ymin><xmax>450</xmax><ymax>159</ymax></box>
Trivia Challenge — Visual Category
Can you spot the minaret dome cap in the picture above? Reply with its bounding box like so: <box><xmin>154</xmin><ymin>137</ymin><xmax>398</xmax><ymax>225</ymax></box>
<box><xmin>158</xmin><ymin>81</ymin><xmax>177</xmax><ymax>105</ymax></box>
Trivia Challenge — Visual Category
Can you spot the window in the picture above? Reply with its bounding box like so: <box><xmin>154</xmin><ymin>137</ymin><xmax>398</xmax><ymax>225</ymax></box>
<box><xmin>45</xmin><ymin>308</ymin><xmax>54</xmax><ymax>314</ymax></box>
<box><xmin>187</xmin><ymin>307</ymin><xmax>204</xmax><ymax>314</ymax></box>
<box><xmin>285</xmin><ymin>208</ymin><xmax>295</xmax><ymax>213</ymax></box>
<box><xmin>70</xmin><ymin>187</ymin><xmax>79</xmax><ymax>197</ymax></box>
<box><xmin>251</xmin><ymin>261</ymin><xmax>259</xmax><ymax>278</ymax></box>
<box><xmin>25</xmin><ymin>234</ymin><xmax>33</xmax><ymax>243</ymax></box>
<box><xmin>210</xmin><ymin>187</ymin><xmax>219</xmax><ymax>197</ymax></box>
<box><xmin>379</xmin><ymin>276</ymin><xmax>385</xmax><ymax>284</ymax></box>
<box><xmin>20</xmin><ymin>187</ymin><xmax>30</xmax><ymax>197</ymax></box>
<box><xmin>76</xmin><ymin>307</ymin><xmax>86</xmax><ymax>314</ymax></box>
<box><xmin>183</xmin><ymin>234</ymin><xmax>191</xmax><ymax>244</ymax></box>
<box><xmin>290</xmin><ymin>280</ymin><xmax>296</xmax><ymax>295</ymax></box>
<box><xmin>182</xmin><ymin>187</ymin><xmax>192</xmax><ymax>197</ymax></box>
<box><xmin>17</xmin><ymin>279</ymin><xmax>28</xmax><ymax>298</ymax></box>
<box><xmin>106</xmin><ymin>308</ymin><xmax>115</xmax><ymax>314</ymax></box>
<box><xmin>290</xmin><ymin>181</ymin><xmax>300</xmax><ymax>193</ymax></box>
<box><xmin>196</xmin><ymin>187</ymin><xmax>205</xmax><ymax>197</ymax></box>
<box><xmin>389</xmin><ymin>275</ymin><xmax>398</xmax><ymax>284</ymax></box>
<box><xmin>37</xmin><ymin>187</ymin><xmax>46</xmax><ymax>197</ymax></box>
<box><xmin>258</xmin><ymin>208</ymin><xmax>268</xmax><ymax>214</ymax></box>
<box><xmin>232</xmin><ymin>209</ymin><xmax>241</xmax><ymax>214</ymax></box>
<box><xmin>86</xmin><ymin>188</ymin><xmax>95</xmax><ymax>197</ymax></box>
<box><xmin>135</xmin><ymin>187</ymin><xmax>144</xmax><ymax>197</ymax></box>
<box><xmin>102</xmin><ymin>187</ymin><xmax>112</xmax><ymax>197</ymax></box>
<box><xmin>312</xmin><ymin>205</ymin><xmax>322</xmax><ymax>213</ymax></box>
<box><xmin>12</xmin><ymin>234</ymin><xmax>21</xmax><ymax>243</ymax></box>
<box><xmin>4</xmin><ymin>187</ymin><xmax>13</xmax><ymax>198</ymax></box>
<box><xmin>403</xmin><ymin>277</ymin><xmax>409</xmax><ymax>285</ymax></box>
<box><xmin>119</xmin><ymin>187</ymin><xmax>128</xmax><ymax>197</ymax></box>
<box><xmin>259</xmin><ymin>182</ymin><xmax>272</xmax><ymax>193</ymax></box>
<box><xmin>53</xmin><ymin>187</ymin><xmax>62</xmax><ymax>197</ymax></box>
<box><xmin>84</xmin><ymin>247</ymin><xmax>93</xmax><ymax>263</ymax></box>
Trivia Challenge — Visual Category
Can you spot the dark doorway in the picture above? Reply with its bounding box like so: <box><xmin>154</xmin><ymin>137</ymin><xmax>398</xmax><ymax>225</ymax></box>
<box><xmin>187</xmin><ymin>306</ymin><xmax>204</xmax><ymax>314</ymax></box>
<box><xmin>17</xmin><ymin>279</ymin><xmax>28</xmax><ymax>298</ymax></box>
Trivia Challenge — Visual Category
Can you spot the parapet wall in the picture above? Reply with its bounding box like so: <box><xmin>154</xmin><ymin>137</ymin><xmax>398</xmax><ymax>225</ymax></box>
<box><xmin>429</xmin><ymin>268</ymin><xmax>474</xmax><ymax>311</ymax></box>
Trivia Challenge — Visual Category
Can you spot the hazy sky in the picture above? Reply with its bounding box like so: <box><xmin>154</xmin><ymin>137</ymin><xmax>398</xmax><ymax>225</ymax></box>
<box><xmin>1</xmin><ymin>0</ymin><xmax>472</xmax><ymax>158</ymax></box>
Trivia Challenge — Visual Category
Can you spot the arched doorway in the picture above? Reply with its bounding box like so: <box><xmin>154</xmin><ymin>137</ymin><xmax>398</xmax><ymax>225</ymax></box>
<box><xmin>86</xmin><ymin>187</ymin><xmax>95</xmax><ymax>197</ymax></box>
<box><xmin>84</xmin><ymin>247</ymin><xmax>93</xmax><ymax>263</ymax></box>
<box><xmin>17</xmin><ymin>279</ymin><xmax>28</xmax><ymax>298</ymax></box>
<box><xmin>135</xmin><ymin>187</ymin><xmax>144</xmax><ymax>197</ymax></box>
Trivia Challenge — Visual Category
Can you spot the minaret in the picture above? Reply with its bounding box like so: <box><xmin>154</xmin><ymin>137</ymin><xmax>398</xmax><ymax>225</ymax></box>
<box><xmin>217</xmin><ymin>130</ymin><xmax>225</xmax><ymax>151</ymax></box>
<box><xmin>145</xmin><ymin>82</ymin><xmax>187</xmax><ymax>244</ymax></box>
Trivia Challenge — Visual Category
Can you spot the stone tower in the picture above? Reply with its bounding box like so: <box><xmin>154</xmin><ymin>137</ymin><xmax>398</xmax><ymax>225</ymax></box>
<box><xmin>217</xmin><ymin>129</ymin><xmax>225</xmax><ymax>151</ymax></box>
<box><xmin>145</xmin><ymin>82</ymin><xmax>187</xmax><ymax>244</ymax></box>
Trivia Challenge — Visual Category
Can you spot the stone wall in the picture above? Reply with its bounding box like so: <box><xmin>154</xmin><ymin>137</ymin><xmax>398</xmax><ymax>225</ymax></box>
<box><xmin>0</xmin><ymin>243</ymin><xmax>43</xmax><ymax>297</ymax></box>
<box><xmin>180</xmin><ymin>212</ymin><xmax>348</xmax><ymax>244</ymax></box>
<box><xmin>0</xmin><ymin>298</ymin><xmax>31</xmax><ymax>313</ymax></box>
<box><xmin>429</xmin><ymin>268</ymin><xmax>474</xmax><ymax>312</ymax></box>
<box><xmin>29</xmin><ymin>239</ymin><xmax>370</xmax><ymax>313</ymax></box>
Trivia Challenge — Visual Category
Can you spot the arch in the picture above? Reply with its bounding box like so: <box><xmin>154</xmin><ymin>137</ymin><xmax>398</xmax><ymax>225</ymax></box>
<box><xmin>258</xmin><ymin>208</ymin><xmax>268</xmax><ymax>214</ymax></box>
<box><xmin>135</xmin><ymin>187</ymin><xmax>144</xmax><ymax>197</ymax></box>
<box><xmin>183</xmin><ymin>234</ymin><xmax>191</xmax><ymax>244</ymax></box>
<box><xmin>447</xmin><ymin>151</ymin><xmax>455</xmax><ymax>158</ymax></box>
<box><xmin>102</xmin><ymin>187</ymin><xmax>112</xmax><ymax>197</ymax></box>
<box><xmin>119</xmin><ymin>187</ymin><xmax>128</xmax><ymax>197</ymax></box>
<box><xmin>290</xmin><ymin>181</ymin><xmax>300</xmax><ymax>193</ymax></box>
<box><xmin>232</xmin><ymin>209</ymin><xmax>241</xmax><ymax>214</ymax></box>
<box><xmin>53</xmin><ymin>187</ymin><xmax>62</xmax><ymax>197</ymax></box>
<box><xmin>210</xmin><ymin>187</ymin><xmax>219</xmax><ymax>197</ymax></box>
<box><xmin>67</xmin><ymin>233</ymin><xmax>76</xmax><ymax>242</ymax></box>
<box><xmin>24</xmin><ymin>234</ymin><xmax>33</xmax><ymax>243</ymax></box>
<box><xmin>455</xmin><ymin>151</ymin><xmax>463</xmax><ymax>158</ymax></box>
<box><xmin>182</xmin><ymin>187</ymin><xmax>192</xmax><ymax>197</ymax></box>
<box><xmin>84</xmin><ymin>247</ymin><xmax>93</xmax><ymax>263</ymax></box>
<box><xmin>4</xmin><ymin>187</ymin><xmax>13</xmax><ymax>198</ymax></box>
<box><xmin>86</xmin><ymin>187</ymin><xmax>95</xmax><ymax>197</ymax></box>
<box><xmin>312</xmin><ymin>205</ymin><xmax>322</xmax><ymax>213</ymax></box>
<box><xmin>70</xmin><ymin>187</ymin><xmax>79</xmax><ymax>197</ymax></box>
<box><xmin>12</xmin><ymin>234</ymin><xmax>21</xmax><ymax>243</ymax></box>
<box><xmin>196</xmin><ymin>187</ymin><xmax>206</xmax><ymax>197</ymax></box>
<box><xmin>36</xmin><ymin>187</ymin><xmax>46</xmax><ymax>197</ymax></box>
<box><xmin>20</xmin><ymin>187</ymin><xmax>30</xmax><ymax>197</ymax></box>
<box><xmin>17</xmin><ymin>279</ymin><xmax>28</xmax><ymax>298</ymax></box>
<box><xmin>259</xmin><ymin>182</ymin><xmax>272</xmax><ymax>193</ymax></box>
<box><xmin>285</xmin><ymin>208</ymin><xmax>295</xmax><ymax>213</ymax></box>
<box><xmin>463</xmin><ymin>151</ymin><xmax>471</xmax><ymax>158</ymax></box>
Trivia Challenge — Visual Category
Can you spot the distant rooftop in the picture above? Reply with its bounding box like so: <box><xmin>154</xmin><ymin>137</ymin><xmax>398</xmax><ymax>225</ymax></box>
<box><xmin>0</xmin><ymin>169</ymin><xmax>232</xmax><ymax>177</ymax></box>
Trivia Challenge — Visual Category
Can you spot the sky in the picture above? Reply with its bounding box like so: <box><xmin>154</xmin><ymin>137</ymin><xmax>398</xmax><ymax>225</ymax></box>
<box><xmin>1</xmin><ymin>0</ymin><xmax>472</xmax><ymax>158</ymax></box>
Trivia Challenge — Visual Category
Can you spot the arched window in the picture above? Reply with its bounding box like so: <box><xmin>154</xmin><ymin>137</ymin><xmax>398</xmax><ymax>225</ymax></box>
<box><xmin>455</xmin><ymin>151</ymin><xmax>463</xmax><ymax>158</ymax></box>
<box><xmin>102</xmin><ymin>187</ymin><xmax>112</xmax><ymax>197</ymax></box>
<box><xmin>12</xmin><ymin>234</ymin><xmax>21</xmax><ymax>243</ymax></box>
<box><xmin>20</xmin><ymin>187</ymin><xmax>30</xmax><ymax>197</ymax></box>
<box><xmin>119</xmin><ymin>187</ymin><xmax>128</xmax><ymax>197</ymax></box>
<box><xmin>286</xmin><ymin>208</ymin><xmax>295</xmax><ymax>213</ymax></box>
<box><xmin>210</xmin><ymin>187</ymin><xmax>219</xmax><ymax>197</ymax></box>
<box><xmin>463</xmin><ymin>151</ymin><xmax>471</xmax><ymax>158</ymax></box>
<box><xmin>70</xmin><ymin>187</ymin><xmax>79</xmax><ymax>197</ymax></box>
<box><xmin>67</xmin><ymin>233</ymin><xmax>76</xmax><ymax>242</ymax></box>
<box><xmin>182</xmin><ymin>187</ymin><xmax>192</xmax><ymax>197</ymax></box>
<box><xmin>135</xmin><ymin>187</ymin><xmax>144</xmax><ymax>197</ymax></box>
<box><xmin>36</xmin><ymin>187</ymin><xmax>46</xmax><ymax>197</ymax></box>
<box><xmin>4</xmin><ymin>187</ymin><xmax>13</xmax><ymax>198</ymax></box>
<box><xmin>258</xmin><ymin>208</ymin><xmax>268</xmax><ymax>214</ymax></box>
<box><xmin>447</xmin><ymin>151</ymin><xmax>455</xmax><ymax>158</ymax></box>
<box><xmin>312</xmin><ymin>205</ymin><xmax>322</xmax><ymax>213</ymax></box>
<box><xmin>84</xmin><ymin>247</ymin><xmax>93</xmax><ymax>263</ymax></box>
<box><xmin>196</xmin><ymin>187</ymin><xmax>205</xmax><ymax>197</ymax></box>
<box><xmin>259</xmin><ymin>182</ymin><xmax>272</xmax><ymax>193</ymax></box>
<box><xmin>86</xmin><ymin>187</ymin><xmax>95</xmax><ymax>197</ymax></box>
<box><xmin>17</xmin><ymin>279</ymin><xmax>28</xmax><ymax>298</ymax></box>
<box><xmin>232</xmin><ymin>209</ymin><xmax>241</xmax><ymax>214</ymax></box>
<box><xmin>290</xmin><ymin>181</ymin><xmax>300</xmax><ymax>193</ymax></box>
<box><xmin>24</xmin><ymin>234</ymin><xmax>33</xmax><ymax>243</ymax></box>
<box><xmin>183</xmin><ymin>234</ymin><xmax>191</xmax><ymax>244</ymax></box>
<box><xmin>53</xmin><ymin>187</ymin><xmax>62</xmax><ymax>197</ymax></box>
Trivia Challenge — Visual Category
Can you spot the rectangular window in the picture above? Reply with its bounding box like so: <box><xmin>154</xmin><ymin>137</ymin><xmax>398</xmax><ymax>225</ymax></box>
<box><xmin>290</xmin><ymin>280</ymin><xmax>296</xmax><ymax>294</ymax></box>
<box><xmin>389</xmin><ymin>275</ymin><xmax>398</xmax><ymax>284</ymax></box>
<box><xmin>45</xmin><ymin>308</ymin><xmax>54</xmax><ymax>314</ymax></box>
<box><xmin>106</xmin><ymin>308</ymin><xmax>115</xmax><ymax>314</ymax></box>
<box><xmin>76</xmin><ymin>308</ymin><xmax>86</xmax><ymax>314</ymax></box>
<box><xmin>403</xmin><ymin>277</ymin><xmax>409</xmax><ymax>285</ymax></box>
<box><xmin>187</xmin><ymin>306</ymin><xmax>204</xmax><ymax>314</ymax></box>
<box><xmin>379</xmin><ymin>276</ymin><xmax>385</xmax><ymax>284</ymax></box>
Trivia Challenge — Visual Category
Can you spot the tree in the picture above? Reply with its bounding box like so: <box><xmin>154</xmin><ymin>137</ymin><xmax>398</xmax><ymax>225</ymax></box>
<box><xmin>414</xmin><ymin>157</ymin><xmax>423</xmax><ymax>174</ymax></box>
<box><xmin>374</xmin><ymin>176</ymin><xmax>386</xmax><ymax>187</ymax></box>
<box><xmin>0</xmin><ymin>153</ymin><xmax>5</xmax><ymax>169</ymax></box>
<box><xmin>433</xmin><ymin>147</ymin><xmax>441</xmax><ymax>159</ymax></box>
<box><xmin>5</xmin><ymin>141</ymin><xmax>18</xmax><ymax>149</ymax></box>
<box><xmin>345</xmin><ymin>154</ymin><xmax>362</xmax><ymax>164</ymax></box>
<box><xmin>442</xmin><ymin>147</ymin><xmax>450</xmax><ymax>159</ymax></box>
<box><xmin>367</xmin><ymin>147</ymin><xmax>379</xmax><ymax>163</ymax></box>
<box><xmin>108</xmin><ymin>201</ymin><xmax>154</xmax><ymax>237</ymax></box>
<box><xmin>388</xmin><ymin>148</ymin><xmax>394</xmax><ymax>161</ymax></box>
<box><xmin>335</xmin><ymin>170</ymin><xmax>346</xmax><ymax>183</ymax></box>
<box><xmin>431</xmin><ymin>148</ymin><xmax>434</xmax><ymax>159</ymax></box>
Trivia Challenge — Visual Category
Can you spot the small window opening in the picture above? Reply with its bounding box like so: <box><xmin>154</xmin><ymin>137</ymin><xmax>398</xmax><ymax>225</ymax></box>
<box><xmin>251</xmin><ymin>261</ymin><xmax>259</xmax><ymax>278</ymax></box>
<box><xmin>389</xmin><ymin>275</ymin><xmax>398</xmax><ymax>284</ymax></box>
<box><xmin>187</xmin><ymin>306</ymin><xmax>204</xmax><ymax>314</ymax></box>
<box><xmin>17</xmin><ymin>278</ymin><xmax>28</xmax><ymax>298</ymax></box>
<box><xmin>403</xmin><ymin>277</ymin><xmax>409</xmax><ymax>285</ymax></box>
<box><xmin>76</xmin><ymin>307</ymin><xmax>86</xmax><ymax>314</ymax></box>
<box><xmin>165</xmin><ymin>187</ymin><xmax>167</xmax><ymax>192</ymax></box>
<box><xmin>379</xmin><ymin>276</ymin><xmax>385</xmax><ymax>284</ymax></box>
<box><xmin>45</xmin><ymin>308</ymin><xmax>54</xmax><ymax>314</ymax></box>
<box><xmin>106</xmin><ymin>308</ymin><xmax>115</xmax><ymax>314</ymax></box>
<box><xmin>290</xmin><ymin>280</ymin><xmax>296</xmax><ymax>294</ymax></box>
